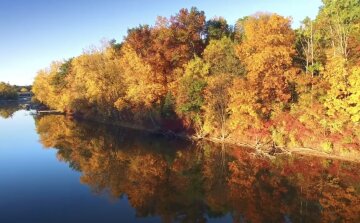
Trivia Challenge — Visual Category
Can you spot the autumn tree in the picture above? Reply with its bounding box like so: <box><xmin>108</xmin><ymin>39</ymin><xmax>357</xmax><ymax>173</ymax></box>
<box><xmin>32</xmin><ymin>62</ymin><xmax>67</xmax><ymax>110</ymax></box>
<box><xmin>130</xmin><ymin>8</ymin><xmax>206</xmax><ymax>119</ymax></box>
<box><xmin>233</xmin><ymin>16</ymin><xmax>248</xmax><ymax>43</ymax></box>
<box><xmin>345</xmin><ymin>66</ymin><xmax>360</xmax><ymax>122</ymax></box>
<box><xmin>0</xmin><ymin>82</ymin><xmax>17</xmax><ymax>100</ymax></box>
<box><xmin>203</xmin><ymin>73</ymin><xmax>233</xmax><ymax>139</ymax></box>
<box><xmin>115</xmin><ymin>43</ymin><xmax>164</xmax><ymax>124</ymax></box>
<box><xmin>125</xmin><ymin>7</ymin><xmax>206</xmax><ymax>100</ymax></box>
<box><xmin>168</xmin><ymin>7</ymin><xmax>206</xmax><ymax>62</ymax></box>
<box><xmin>203</xmin><ymin>37</ymin><xmax>244</xmax><ymax>76</ymax></box>
<box><xmin>236</xmin><ymin>13</ymin><xmax>297</xmax><ymax>118</ymax></box>
<box><xmin>200</xmin><ymin>36</ymin><xmax>244</xmax><ymax>138</ymax></box>
<box><xmin>228</xmin><ymin>76</ymin><xmax>259</xmax><ymax>132</ymax></box>
<box><xmin>324</xmin><ymin>56</ymin><xmax>360</xmax><ymax>125</ymax></box>
<box><xmin>69</xmin><ymin>45</ymin><xmax>125</xmax><ymax>117</ymax></box>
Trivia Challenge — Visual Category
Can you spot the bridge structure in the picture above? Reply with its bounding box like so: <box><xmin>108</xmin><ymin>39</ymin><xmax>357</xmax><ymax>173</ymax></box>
<box><xmin>17</xmin><ymin>92</ymin><xmax>33</xmax><ymax>101</ymax></box>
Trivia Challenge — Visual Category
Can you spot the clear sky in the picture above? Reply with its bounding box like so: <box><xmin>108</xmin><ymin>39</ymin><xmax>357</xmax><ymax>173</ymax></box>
<box><xmin>0</xmin><ymin>0</ymin><xmax>322</xmax><ymax>85</ymax></box>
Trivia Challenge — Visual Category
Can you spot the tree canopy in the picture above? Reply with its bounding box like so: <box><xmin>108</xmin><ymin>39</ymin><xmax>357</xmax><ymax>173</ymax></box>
<box><xmin>32</xmin><ymin>3</ymin><xmax>360</xmax><ymax>156</ymax></box>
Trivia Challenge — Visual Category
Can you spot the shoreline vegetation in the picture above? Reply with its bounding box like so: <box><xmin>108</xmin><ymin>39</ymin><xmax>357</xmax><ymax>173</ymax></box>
<box><xmin>0</xmin><ymin>82</ymin><xmax>32</xmax><ymax>103</ymax></box>
<box><xmin>31</xmin><ymin>1</ymin><xmax>360</xmax><ymax>162</ymax></box>
<box><xmin>0</xmin><ymin>83</ymin><xmax>33</xmax><ymax>115</ymax></box>
<box><xmin>39</xmin><ymin>112</ymin><xmax>360</xmax><ymax>163</ymax></box>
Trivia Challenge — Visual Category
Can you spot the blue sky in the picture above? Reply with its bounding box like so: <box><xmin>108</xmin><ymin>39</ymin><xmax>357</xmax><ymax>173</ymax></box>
<box><xmin>0</xmin><ymin>0</ymin><xmax>322</xmax><ymax>85</ymax></box>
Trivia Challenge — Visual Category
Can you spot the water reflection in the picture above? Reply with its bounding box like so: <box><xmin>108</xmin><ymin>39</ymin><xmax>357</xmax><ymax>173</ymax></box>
<box><xmin>0</xmin><ymin>102</ymin><xmax>21</xmax><ymax>119</ymax></box>
<box><xmin>35</xmin><ymin>115</ymin><xmax>360</xmax><ymax>223</ymax></box>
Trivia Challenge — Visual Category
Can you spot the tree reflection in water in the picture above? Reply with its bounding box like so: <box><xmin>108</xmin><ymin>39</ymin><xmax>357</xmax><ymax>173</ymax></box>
<box><xmin>35</xmin><ymin>115</ymin><xmax>360</xmax><ymax>223</ymax></box>
<box><xmin>0</xmin><ymin>102</ymin><xmax>21</xmax><ymax>119</ymax></box>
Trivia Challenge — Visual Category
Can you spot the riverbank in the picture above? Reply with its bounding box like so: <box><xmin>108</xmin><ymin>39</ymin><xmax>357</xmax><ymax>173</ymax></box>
<box><xmin>36</xmin><ymin>111</ymin><xmax>360</xmax><ymax>164</ymax></box>
<box><xmin>204</xmin><ymin>136</ymin><xmax>360</xmax><ymax>163</ymax></box>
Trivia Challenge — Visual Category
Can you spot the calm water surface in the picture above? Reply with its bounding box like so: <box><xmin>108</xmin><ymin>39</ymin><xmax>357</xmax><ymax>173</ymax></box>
<box><xmin>0</xmin><ymin>108</ymin><xmax>359</xmax><ymax>223</ymax></box>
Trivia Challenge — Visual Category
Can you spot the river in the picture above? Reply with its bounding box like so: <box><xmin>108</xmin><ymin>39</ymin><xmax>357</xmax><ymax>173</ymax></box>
<box><xmin>0</xmin><ymin>109</ymin><xmax>359</xmax><ymax>223</ymax></box>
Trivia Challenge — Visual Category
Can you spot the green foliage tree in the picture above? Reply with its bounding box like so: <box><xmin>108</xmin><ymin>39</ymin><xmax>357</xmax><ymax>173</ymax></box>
<box><xmin>295</xmin><ymin>17</ymin><xmax>324</xmax><ymax>76</ymax></box>
<box><xmin>317</xmin><ymin>0</ymin><xmax>360</xmax><ymax>61</ymax></box>
<box><xmin>203</xmin><ymin>37</ymin><xmax>244</xmax><ymax>76</ymax></box>
<box><xmin>176</xmin><ymin>56</ymin><xmax>209</xmax><ymax>136</ymax></box>
<box><xmin>205</xmin><ymin>17</ymin><xmax>231</xmax><ymax>42</ymax></box>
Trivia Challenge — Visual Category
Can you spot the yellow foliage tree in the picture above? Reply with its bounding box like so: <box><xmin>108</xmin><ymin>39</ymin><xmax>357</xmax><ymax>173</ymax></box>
<box><xmin>70</xmin><ymin>46</ymin><xmax>124</xmax><ymax>116</ymax></box>
<box><xmin>346</xmin><ymin>66</ymin><xmax>360</xmax><ymax>122</ymax></box>
<box><xmin>117</xmin><ymin>44</ymin><xmax>165</xmax><ymax>110</ymax></box>
<box><xmin>236</xmin><ymin>13</ymin><xmax>297</xmax><ymax>117</ymax></box>
<box><xmin>32</xmin><ymin>62</ymin><xmax>69</xmax><ymax>111</ymax></box>
<box><xmin>228</xmin><ymin>77</ymin><xmax>260</xmax><ymax>131</ymax></box>
<box><xmin>324</xmin><ymin>55</ymin><xmax>360</xmax><ymax>124</ymax></box>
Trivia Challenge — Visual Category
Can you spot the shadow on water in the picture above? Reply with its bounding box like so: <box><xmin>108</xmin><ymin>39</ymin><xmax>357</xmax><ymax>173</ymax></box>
<box><xmin>34</xmin><ymin>114</ymin><xmax>360</xmax><ymax>223</ymax></box>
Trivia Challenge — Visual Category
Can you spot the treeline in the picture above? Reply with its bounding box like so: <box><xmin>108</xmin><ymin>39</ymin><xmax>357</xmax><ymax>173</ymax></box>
<box><xmin>0</xmin><ymin>82</ymin><xmax>18</xmax><ymax>100</ymax></box>
<box><xmin>33</xmin><ymin>1</ymin><xmax>360</xmax><ymax>154</ymax></box>
<box><xmin>0</xmin><ymin>82</ymin><xmax>31</xmax><ymax>100</ymax></box>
